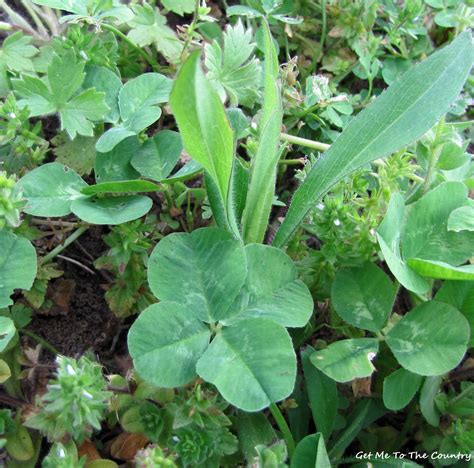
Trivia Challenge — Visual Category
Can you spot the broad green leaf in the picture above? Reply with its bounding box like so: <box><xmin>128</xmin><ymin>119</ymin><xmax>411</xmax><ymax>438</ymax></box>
<box><xmin>196</xmin><ymin>317</ymin><xmax>296</xmax><ymax>411</ymax></box>
<box><xmin>131</xmin><ymin>131</ymin><xmax>183</xmax><ymax>182</ymax></box>
<box><xmin>0</xmin><ymin>32</ymin><xmax>37</xmax><ymax>73</ymax></box>
<box><xmin>291</xmin><ymin>433</ymin><xmax>330</xmax><ymax>468</ymax></box>
<box><xmin>376</xmin><ymin>193</ymin><xmax>430</xmax><ymax>294</ymax></box>
<box><xmin>0</xmin><ymin>317</ymin><xmax>16</xmax><ymax>352</ymax></box>
<box><xmin>96</xmin><ymin>73</ymin><xmax>172</xmax><ymax>152</ymax></box>
<box><xmin>32</xmin><ymin>0</ymin><xmax>87</xmax><ymax>14</ymax></box>
<box><xmin>310</xmin><ymin>338</ymin><xmax>379</xmax><ymax>383</ymax></box>
<box><xmin>448</xmin><ymin>206</ymin><xmax>474</xmax><ymax>232</ymax></box>
<box><xmin>52</xmin><ymin>133</ymin><xmax>97</xmax><ymax>176</ymax></box>
<box><xmin>383</xmin><ymin>368</ymin><xmax>422</xmax><ymax>411</ymax></box>
<box><xmin>331</xmin><ymin>263</ymin><xmax>396</xmax><ymax>333</ymax></box>
<box><xmin>301</xmin><ymin>347</ymin><xmax>337</xmax><ymax>441</ymax></box>
<box><xmin>70</xmin><ymin>195</ymin><xmax>152</xmax><ymax>225</ymax></box>
<box><xmin>147</xmin><ymin>228</ymin><xmax>247</xmax><ymax>323</ymax></box>
<box><xmin>236</xmin><ymin>412</ymin><xmax>276</xmax><ymax>463</ymax></box>
<box><xmin>386</xmin><ymin>301</ymin><xmax>469</xmax><ymax>376</ymax></box>
<box><xmin>241</xmin><ymin>21</ymin><xmax>282</xmax><ymax>244</ymax></box>
<box><xmin>407</xmin><ymin>258</ymin><xmax>474</xmax><ymax>280</ymax></box>
<box><xmin>273</xmin><ymin>31</ymin><xmax>474</xmax><ymax>247</ymax></box>
<box><xmin>402</xmin><ymin>182</ymin><xmax>474</xmax><ymax>265</ymax></box>
<box><xmin>163</xmin><ymin>159</ymin><xmax>202</xmax><ymax>184</ymax></box>
<box><xmin>16</xmin><ymin>163</ymin><xmax>88</xmax><ymax>217</ymax></box>
<box><xmin>81</xmin><ymin>180</ymin><xmax>160</xmax><ymax>196</ymax></box>
<box><xmin>419</xmin><ymin>376</ymin><xmax>442</xmax><ymax>426</ymax></box>
<box><xmin>128</xmin><ymin>302</ymin><xmax>210</xmax><ymax>387</ymax></box>
<box><xmin>170</xmin><ymin>52</ymin><xmax>234</xmax><ymax>209</ymax></box>
<box><xmin>0</xmin><ymin>231</ymin><xmax>37</xmax><ymax>308</ymax></box>
<box><xmin>224</xmin><ymin>244</ymin><xmax>313</xmax><ymax>327</ymax></box>
<box><xmin>161</xmin><ymin>0</ymin><xmax>195</xmax><ymax>15</ymax></box>
<box><xmin>83</xmin><ymin>65</ymin><xmax>122</xmax><ymax>123</ymax></box>
<box><xmin>435</xmin><ymin>281</ymin><xmax>474</xmax><ymax>347</ymax></box>
<box><xmin>95</xmin><ymin>136</ymin><xmax>140</xmax><ymax>183</ymax></box>
<box><xmin>13</xmin><ymin>51</ymin><xmax>108</xmax><ymax>138</ymax></box>
<box><xmin>205</xmin><ymin>20</ymin><xmax>261</xmax><ymax>107</ymax></box>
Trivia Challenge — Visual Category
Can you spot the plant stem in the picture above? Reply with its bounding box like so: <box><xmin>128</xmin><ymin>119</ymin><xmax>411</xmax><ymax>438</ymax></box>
<box><xmin>421</xmin><ymin>117</ymin><xmax>445</xmax><ymax>194</ymax></box>
<box><xmin>21</xmin><ymin>329</ymin><xmax>59</xmax><ymax>355</ymax></box>
<box><xmin>448</xmin><ymin>383</ymin><xmax>474</xmax><ymax>408</ymax></box>
<box><xmin>278</xmin><ymin>158</ymin><xmax>306</xmax><ymax>166</ymax></box>
<box><xmin>20</xmin><ymin>0</ymin><xmax>49</xmax><ymax>38</ymax></box>
<box><xmin>280</xmin><ymin>132</ymin><xmax>330</xmax><ymax>152</ymax></box>
<box><xmin>101</xmin><ymin>23</ymin><xmax>161</xmax><ymax>72</ymax></box>
<box><xmin>41</xmin><ymin>226</ymin><xmax>88</xmax><ymax>265</ymax></box>
<box><xmin>269</xmin><ymin>402</ymin><xmax>295</xmax><ymax>459</ymax></box>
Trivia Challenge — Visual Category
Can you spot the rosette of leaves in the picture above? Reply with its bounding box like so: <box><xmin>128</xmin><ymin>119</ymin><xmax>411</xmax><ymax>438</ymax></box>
<box><xmin>134</xmin><ymin>445</ymin><xmax>177</xmax><ymax>468</ymax></box>
<box><xmin>128</xmin><ymin>227</ymin><xmax>313</xmax><ymax>411</ymax></box>
<box><xmin>25</xmin><ymin>355</ymin><xmax>112</xmax><ymax>443</ymax></box>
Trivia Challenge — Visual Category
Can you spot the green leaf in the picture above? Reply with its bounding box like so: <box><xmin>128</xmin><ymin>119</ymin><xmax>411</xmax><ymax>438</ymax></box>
<box><xmin>0</xmin><ymin>231</ymin><xmax>37</xmax><ymax>308</ymax></box>
<box><xmin>196</xmin><ymin>318</ymin><xmax>296</xmax><ymax>411</ymax></box>
<box><xmin>170</xmin><ymin>52</ymin><xmax>234</xmax><ymax>210</ymax></box>
<box><xmin>131</xmin><ymin>131</ymin><xmax>183</xmax><ymax>182</ymax></box>
<box><xmin>161</xmin><ymin>0</ymin><xmax>195</xmax><ymax>15</ymax></box>
<box><xmin>96</xmin><ymin>73</ymin><xmax>172</xmax><ymax>152</ymax></box>
<box><xmin>407</xmin><ymin>258</ymin><xmax>474</xmax><ymax>280</ymax></box>
<box><xmin>301</xmin><ymin>347</ymin><xmax>337</xmax><ymax>441</ymax></box>
<box><xmin>331</xmin><ymin>263</ymin><xmax>396</xmax><ymax>333</ymax></box>
<box><xmin>448</xmin><ymin>206</ymin><xmax>474</xmax><ymax>232</ymax></box>
<box><xmin>241</xmin><ymin>21</ymin><xmax>282</xmax><ymax>244</ymax></box>
<box><xmin>419</xmin><ymin>376</ymin><xmax>442</xmax><ymax>426</ymax></box>
<box><xmin>0</xmin><ymin>359</ymin><xmax>11</xmax><ymax>384</ymax></box>
<box><xmin>376</xmin><ymin>193</ymin><xmax>430</xmax><ymax>295</ymax></box>
<box><xmin>81</xmin><ymin>180</ymin><xmax>160</xmax><ymax>196</ymax></box>
<box><xmin>13</xmin><ymin>51</ymin><xmax>108</xmax><ymax>138</ymax></box>
<box><xmin>291</xmin><ymin>433</ymin><xmax>331</xmax><ymax>468</ymax></box>
<box><xmin>16</xmin><ymin>163</ymin><xmax>88</xmax><ymax>217</ymax></box>
<box><xmin>83</xmin><ymin>65</ymin><xmax>122</xmax><ymax>123</ymax></box>
<box><xmin>70</xmin><ymin>195</ymin><xmax>152</xmax><ymax>225</ymax></box>
<box><xmin>128</xmin><ymin>302</ymin><xmax>211</xmax><ymax>387</ymax></box>
<box><xmin>0</xmin><ymin>32</ymin><xmax>37</xmax><ymax>73</ymax></box>
<box><xmin>205</xmin><ymin>20</ymin><xmax>261</xmax><ymax>106</ymax></box>
<box><xmin>224</xmin><ymin>244</ymin><xmax>313</xmax><ymax>328</ymax></box>
<box><xmin>127</xmin><ymin>4</ymin><xmax>183</xmax><ymax>64</ymax></box>
<box><xmin>147</xmin><ymin>228</ymin><xmax>247</xmax><ymax>323</ymax></box>
<box><xmin>236</xmin><ymin>412</ymin><xmax>276</xmax><ymax>463</ymax></box>
<box><xmin>402</xmin><ymin>182</ymin><xmax>474</xmax><ymax>265</ymax></box>
<box><xmin>383</xmin><ymin>369</ymin><xmax>422</xmax><ymax>411</ymax></box>
<box><xmin>0</xmin><ymin>317</ymin><xmax>16</xmax><ymax>352</ymax></box>
<box><xmin>435</xmin><ymin>281</ymin><xmax>474</xmax><ymax>347</ymax></box>
<box><xmin>386</xmin><ymin>301</ymin><xmax>469</xmax><ymax>376</ymax></box>
<box><xmin>273</xmin><ymin>30</ymin><xmax>474</xmax><ymax>247</ymax></box>
<box><xmin>310</xmin><ymin>339</ymin><xmax>379</xmax><ymax>383</ymax></box>
<box><xmin>31</xmin><ymin>0</ymin><xmax>87</xmax><ymax>15</ymax></box>
<box><xmin>95</xmin><ymin>136</ymin><xmax>140</xmax><ymax>183</ymax></box>
<box><xmin>52</xmin><ymin>133</ymin><xmax>97</xmax><ymax>176</ymax></box>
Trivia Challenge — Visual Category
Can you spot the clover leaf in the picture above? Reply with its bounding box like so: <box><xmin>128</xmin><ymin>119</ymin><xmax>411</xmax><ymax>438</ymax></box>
<box><xmin>0</xmin><ymin>231</ymin><xmax>37</xmax><ymax>308</ymax></box>
<box><xmin>12</xmin><ymin>51</ymin><xmax>109</xmax><ymax>139</ymax></box>
<box><xmin>128</xmin><ymin>227</ymin><xmax>313</xmax><ymax>411</ymax></box>
<box><xmin>96</xmin><ymin>73</ymin><xmax>172</xmax><ymax>152</ymax></box>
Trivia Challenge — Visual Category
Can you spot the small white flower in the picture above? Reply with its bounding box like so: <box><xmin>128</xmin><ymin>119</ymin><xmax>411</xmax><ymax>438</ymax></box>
<box><xmin>9</xmin><ymin>113</ymin><xmax>16</xmax><ymax>119</ymax></box>
<box><xmin>66</xmin><ymin>364</ymin><xmax>76</xmax><ymax>376</ymax></box>
<box><xmin>82</xmin><ymin>390</ymin><xmax>93</xmax><ymax>400</ymax></box>
<box><xmin>367</xmin><ymin>352</ymin><xmax>376</xmax><ymax>361</ymax></box>
<box><xmin>316</xmin><ymin>203</ymin><xmax>324</xmax><ymax>210</ymax></box>
<box><xmin>333</xmin><ymin>219</ymin><xmax>341</xmax><ymax>226</ymax></box>
<box><xmin>58</xmin><ymin>448</ymin><xmax>66</xmax><ymax>458</ymax></box>
<box><xmin>369</xmin><ymin>228</ymin><xmax>376</xmax><ymax>236</ymax></box>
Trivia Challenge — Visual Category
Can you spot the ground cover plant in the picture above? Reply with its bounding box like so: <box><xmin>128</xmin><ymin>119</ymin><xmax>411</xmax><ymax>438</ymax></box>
<box><xmin>0</xmin><ymin>0</ymin><xmax>473</xmax><ymax>466</ymax></box>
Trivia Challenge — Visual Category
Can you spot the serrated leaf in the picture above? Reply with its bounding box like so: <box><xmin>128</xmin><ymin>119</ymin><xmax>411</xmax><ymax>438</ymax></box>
<box><xmin>52</xmin><ymin>133</ymin><xmax>97</xmax><ymax>176</ymax></box>
<box><xmin>127</xmin><ymin>4</ymin><xmax>183</xmax><ymax>63</ymax></box>
<box><xmin>16</xmin><ymin>162</ymin><xmax>88</xmax><ymax>216</ymax></box>
<box><xmin>386</xmin><ymin>301</ymin><xmax>469</xmax><ymax>376</ymax></box>
<box><xmin>0</xmin><ymin>231</ymin><xmax>37</xmax><ymax>308</ymax></box>
<box><xmin>205</xmin><ymin>20</ymin><xmax>261</xmax><ymax>106</ymax></box>
<box><xmin>161</xmin><ymin>0</ymin><xmax>195</xmax><ymax>15</ymax></box>
<box><xmin>196</xmin><ymin>318</ymin><xmax>296</xmax><ymax>412</ymax></box>
<box><xmin>13</xmin><ymin>51</ymin><xmax>108</xmax><ymax>138</ymax></box>
<box><xmin>273</xmin><ymin>31</ymin><xmax>474</xmax><ymax>247</ymax></box>
<box><xmin>0</xmin><ymin>32</ymin><xmax>38</xmax><ymax>73</ymax></box>
<box><xmin>128</xmin><ymin>302</ymin><xmax>211</xmax><ymax>387</ymax></box>
<box><xmin>310</xmin><ymin>338</ymin><xmax>379</xmax><ymax>383</ymax></box>
<box><xmin>70</xmin><ymin>195</ymin><xmax>152</xmax><ymax>225</ymax></box>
